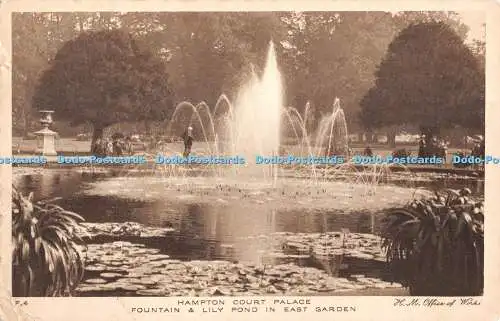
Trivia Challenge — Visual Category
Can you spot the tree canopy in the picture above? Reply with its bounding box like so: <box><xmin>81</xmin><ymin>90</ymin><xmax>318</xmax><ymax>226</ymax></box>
<box><xmin>14</xmin><ymin>12</ymin><xmax>483</xmax><ymax>139</ymax></box>
<box><xmin>359</xmin><ymin>21</ymin><xmax>484</xmax><ymax>136</ymax></box>
<box><xmin>32</xmin><ymin>28</ymin><xmax>174</xmax><ymax>141</ymax></box>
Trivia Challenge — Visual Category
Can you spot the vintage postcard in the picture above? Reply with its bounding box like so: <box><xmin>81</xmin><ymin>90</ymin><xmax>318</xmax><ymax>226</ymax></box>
<box><xmin>1</xmin><ymin>0</ymin><xmax>499</xmax><ymax>320</ymax></box>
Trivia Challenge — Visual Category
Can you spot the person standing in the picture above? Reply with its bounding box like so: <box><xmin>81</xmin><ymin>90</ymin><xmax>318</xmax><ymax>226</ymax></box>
<box><xmin>106</xmin><ymin>138</ymin><xmax>113</xmax><ymax>156</ymax></box>
<box><xmin>124</xmin><ymin>136</ymin><xmax>134</xmax><ymax>155</ymax></box>
<box><xmin>112</xmin><ymin>137</ymin><xmax>123</xmax><ymax>156</ymax></box>
<box><xmin>93</xmin><ymin>138</ymin><xmax>103</xmax><ymax>156</ymax></box>
<box><xmin>364</xmin><ymin>146</ymin><xmax>373</xmax><ymax>157</ymax></box>
<box><xmin>183</xmin><ymin>126</ymin><xmax>194</xmax><ymax>157</ymax></box>
<box><xmin>478</xmin><ymin>135</ymin><xmax>485</xmax><ymax>158</ymax></box>
<box><xmin>418</xmin><ymin>135</ymin><xmax>426</xmax><ymax>158</ymax></box>
<box><xmin>438</xmin><ymin>139</ymin><xmax>447</xmax><ymax>165</ymax></box>
<box><xmin>479</xmin><ymin>136</ymin><xmax>485</xmax><ymax>170</ymax></box>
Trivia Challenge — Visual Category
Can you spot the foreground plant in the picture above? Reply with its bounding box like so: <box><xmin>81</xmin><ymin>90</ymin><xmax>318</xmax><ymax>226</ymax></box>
<box><xmin>12</xmin><ymin>185</ymin><xmax>87</xmax><ymax>296</ymax></box>
<box><xmin>381</xmin><ymin>187</ymin><xmax>483</xmax><ymax>295</ymax></box>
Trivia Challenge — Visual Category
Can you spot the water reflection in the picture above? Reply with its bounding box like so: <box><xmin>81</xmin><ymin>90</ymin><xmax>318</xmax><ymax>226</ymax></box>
<box><xmin>13</xmin><ymin>169</ymin><xmax>484</xmax><ymax>266</ymax></box>
<box><xmin>14</xmin><ymin>169</ymin><xmax>96</xmax><ymax>201</ymax></box>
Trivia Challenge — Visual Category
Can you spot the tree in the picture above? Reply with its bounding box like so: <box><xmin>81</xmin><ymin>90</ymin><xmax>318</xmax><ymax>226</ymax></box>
<box><xmin>32</xmin><ymin>29</ymin><xmax>174</xmax><ymax>150</ymax></box>
<box><xmin>123</xmin><ymin>12</ymin><xmax>287</xmax><ymax>136</ymax></box>
<box><xmin>13</xmin><ymin>12</ymin><xmax>123</xmax><ymax>137</ymax></box>
<box><xmin>161</xmin><ymin>12</ymin><xmax>286</xmax><ymax>104</ymax></box>
<box><xmin>470</xmin><ymin>38</ymin><xmax>485</xmax><ymax>70</ymax></box>
<box><xmin>359</xmin><ymin>22</ymin><xmax>484</xmax><ymax>143</ymax></box>
<box><xmin>12</xmin><ymin>13</ymin><xmax>57</xmax><ymax>136</ymax></box>
<box><xmin>279</xmin><ymin>12</ymin><xmax>397</xmax><ymax>136</ymax></box>
<box><xmin>392</xmin><ymin>11</ymin><xmax>470</xmax><ymax>41</ymax></box>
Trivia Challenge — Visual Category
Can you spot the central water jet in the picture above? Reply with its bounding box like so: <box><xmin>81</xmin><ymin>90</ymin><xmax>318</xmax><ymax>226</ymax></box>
<box><xmin>229</xmin><ymin>41</ymin><xmax>283</xmax><ymax>180</ymax></box>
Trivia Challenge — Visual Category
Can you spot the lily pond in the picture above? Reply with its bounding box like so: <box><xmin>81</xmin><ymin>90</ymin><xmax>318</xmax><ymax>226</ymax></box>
<box><xmin>13</xmin><ymin>167</ymin><xmax>484</xmax><ymax>296</ymax></box>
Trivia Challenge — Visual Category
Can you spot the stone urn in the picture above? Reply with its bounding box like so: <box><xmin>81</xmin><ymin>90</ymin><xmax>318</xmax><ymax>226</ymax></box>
<box><xmin>33</xmin><ymin>110</ymin><xmax>57</xmax><ymax>156</ymax></box>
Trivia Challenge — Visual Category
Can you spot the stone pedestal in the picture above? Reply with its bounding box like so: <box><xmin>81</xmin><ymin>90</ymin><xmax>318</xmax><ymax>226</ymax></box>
<box><xmin>34</xmin><ymin>128</ymin><xmax>57</xmax><ymax>156</ymax></box>
<box><xmin>33</xmin><ymin>110</ymin><xmax>58</xmax><ymax>156</ymax></box>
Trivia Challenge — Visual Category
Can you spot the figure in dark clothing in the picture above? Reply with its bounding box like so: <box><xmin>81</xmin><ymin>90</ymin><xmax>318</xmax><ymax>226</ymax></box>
<box><xmin>93</xmin><ymin>138</ymin><xmax>103</xmax><ymax>156</ymax></box>
<box><xmin>363</xmin><ymin>146</ymin><xmax>373</xmax><ymax>157</ymax></box>
<box><xmin>471</xmin><ymin>135</ymin><xmax>485</xmax><ymax>158</ymax></box>
<box><xmin>124</xmin><ymin>136</ymin><xmax>134</xmax><ymax>155</ymax></box>
<box><xmin>105</xmin><ymin>138</ymin><xmax>113</xmax><ymax>156</ymax></box>
<box><xmin>430</xmin><ymin>137</ymin><xmax>438</xmax><ymax>157</ymax></box>
<box><xmin>437</xmin><ymin>140</ymin><xmax>447</xmax><ymax>164</ymax></box>
<box><xmin>470</xmin><ymin>135</ymin><xmax>485</xmax><ymax>170</ymax></box>
<box><xmin>418</xmin><ymin>136</ymin><xmax>426</xmax><ymax>158</ymax></box>
<box><xmin>478</xmin><ymin>136</ymin><xmax>485</xmax><ymax>158</ymax></box>
<box><xmin>183</xmin><ymin>126</ymin><xmax>193</xmax><ymax>157</ymax></box>
<box><xmin>113</xmin><ymin>138</ymin><xmax>123</xmax><ymax>156</ymax></box>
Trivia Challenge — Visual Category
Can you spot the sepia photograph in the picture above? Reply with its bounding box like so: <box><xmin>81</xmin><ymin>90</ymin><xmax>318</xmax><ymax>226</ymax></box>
<box><xmin>8</xmin><ymin>9</ymin><xmax>487</xmax><ymax>302</ymax></box>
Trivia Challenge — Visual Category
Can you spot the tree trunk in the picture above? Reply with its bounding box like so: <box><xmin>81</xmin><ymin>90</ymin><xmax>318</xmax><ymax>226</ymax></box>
<box><xmin>365</xmin><ymin>131</ymin><xmax>375</xmax><ymax>143</ymax></box>
<box><xmin>91</xmin><ymin>125</ymin><xmax>104</xmax><ymax>153</ymax></box>
<box><xmin>387</xmin><ymin>128</ymin><xmax>397</xmax><ymax>148</ymax></box>
<box><xmin>144</xmin><ymin>120</ymin><xmax>152</xmax><ymax>137</ymax></box>
<box><xmin>22</xmin><ymin>111</ymin><xmax>30</xmax><ymax>138</ymax></box>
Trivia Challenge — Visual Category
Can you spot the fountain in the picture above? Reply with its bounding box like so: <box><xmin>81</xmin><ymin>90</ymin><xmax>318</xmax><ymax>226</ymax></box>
<box><xmin>155</xmin><ymin>41</ymin><xmax>355</xmax><ymax>184</ymax></box>
<box><xmin>93</xmin><ymin>40</ymin><xmax>418</xmax><ymax>205</ymax></box>
<box><xmin>33</xmin><ymin>110</ymin><xmax>57</xmax><ymax>156</ymax></box>
<box><xmin>228</xmin><ymin>42</ymin><xmax>283</xmax><ymax>181</ymax></box>
<box><xmin>316</xmin><ymin>98</ymin><xmax>349</xmax><ymax>158</ymax></box>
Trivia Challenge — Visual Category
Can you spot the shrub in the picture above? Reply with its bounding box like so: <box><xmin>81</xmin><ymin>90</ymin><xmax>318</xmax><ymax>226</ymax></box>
<box><xmin>381</xmin><ymin>187</ymin><xmax>483</xmax><ymax>295</ymax></box>
<box><xmin>452</xmin><ymin>151</ymin><xmax>471</xmax><ymax>168</ymax></box>
<box><xmin>12</xmin><ymin>185</ymin><xmax>87</xmax><ymax>296</ymax></box>
<box><xmin>392</xmin><ymin>148</ymin><xmax>411</xmax><ymax>158</ymax></box>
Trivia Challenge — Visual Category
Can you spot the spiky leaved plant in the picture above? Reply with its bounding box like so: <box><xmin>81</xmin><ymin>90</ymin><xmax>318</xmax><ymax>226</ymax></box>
<box><xmin>381</xmin><ymin>187</ymin><xmax>483</xmax><ymax>295</ymax></box>
<box><xmin>12</xmin><ymin>185</ymin><xmax>87</xmax><ymax>296</ymax></box>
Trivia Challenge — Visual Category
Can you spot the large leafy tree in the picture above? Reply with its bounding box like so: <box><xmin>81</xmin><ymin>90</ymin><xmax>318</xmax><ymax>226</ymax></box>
<box><xmin>392</xmin><ymin>11</ymin><xmax>470</xmax><ymax>40</ymax></box>
<box><xmin>13</xmin><ymin>12</ymin><xmax>118</xmax><ymax>136</ymax></box>
<box><xmin>360</xmin><ymin>22</ymin><xmax>484</xmax><ymax>142</ymax></box>
<box><xmin>279</xmin><ymin>12</ymin><xmax>397</xmax><ymax>135</ymax></box>
<box><xmin>32</xmin><ymin>29</ymin><xmax>174</xmax><ymax>149</ymax></box>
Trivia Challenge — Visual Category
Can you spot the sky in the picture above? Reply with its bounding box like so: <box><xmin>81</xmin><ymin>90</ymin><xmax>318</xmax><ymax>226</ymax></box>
<box><xmin>458</xmin><ymin>11</ymin><xmax>486</xmax><ymax>43</ymax></box>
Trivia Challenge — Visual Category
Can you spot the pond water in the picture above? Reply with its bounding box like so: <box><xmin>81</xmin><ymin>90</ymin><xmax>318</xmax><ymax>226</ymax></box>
<box><xmin>13</xmin><ymin>168</ymin><xmax>484</xmax><ymax>265</ymax></box>
<box><xmin>11</xmin><ymin>168</ymin><xmax>484</xmax><ymax>298</ymax></box>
